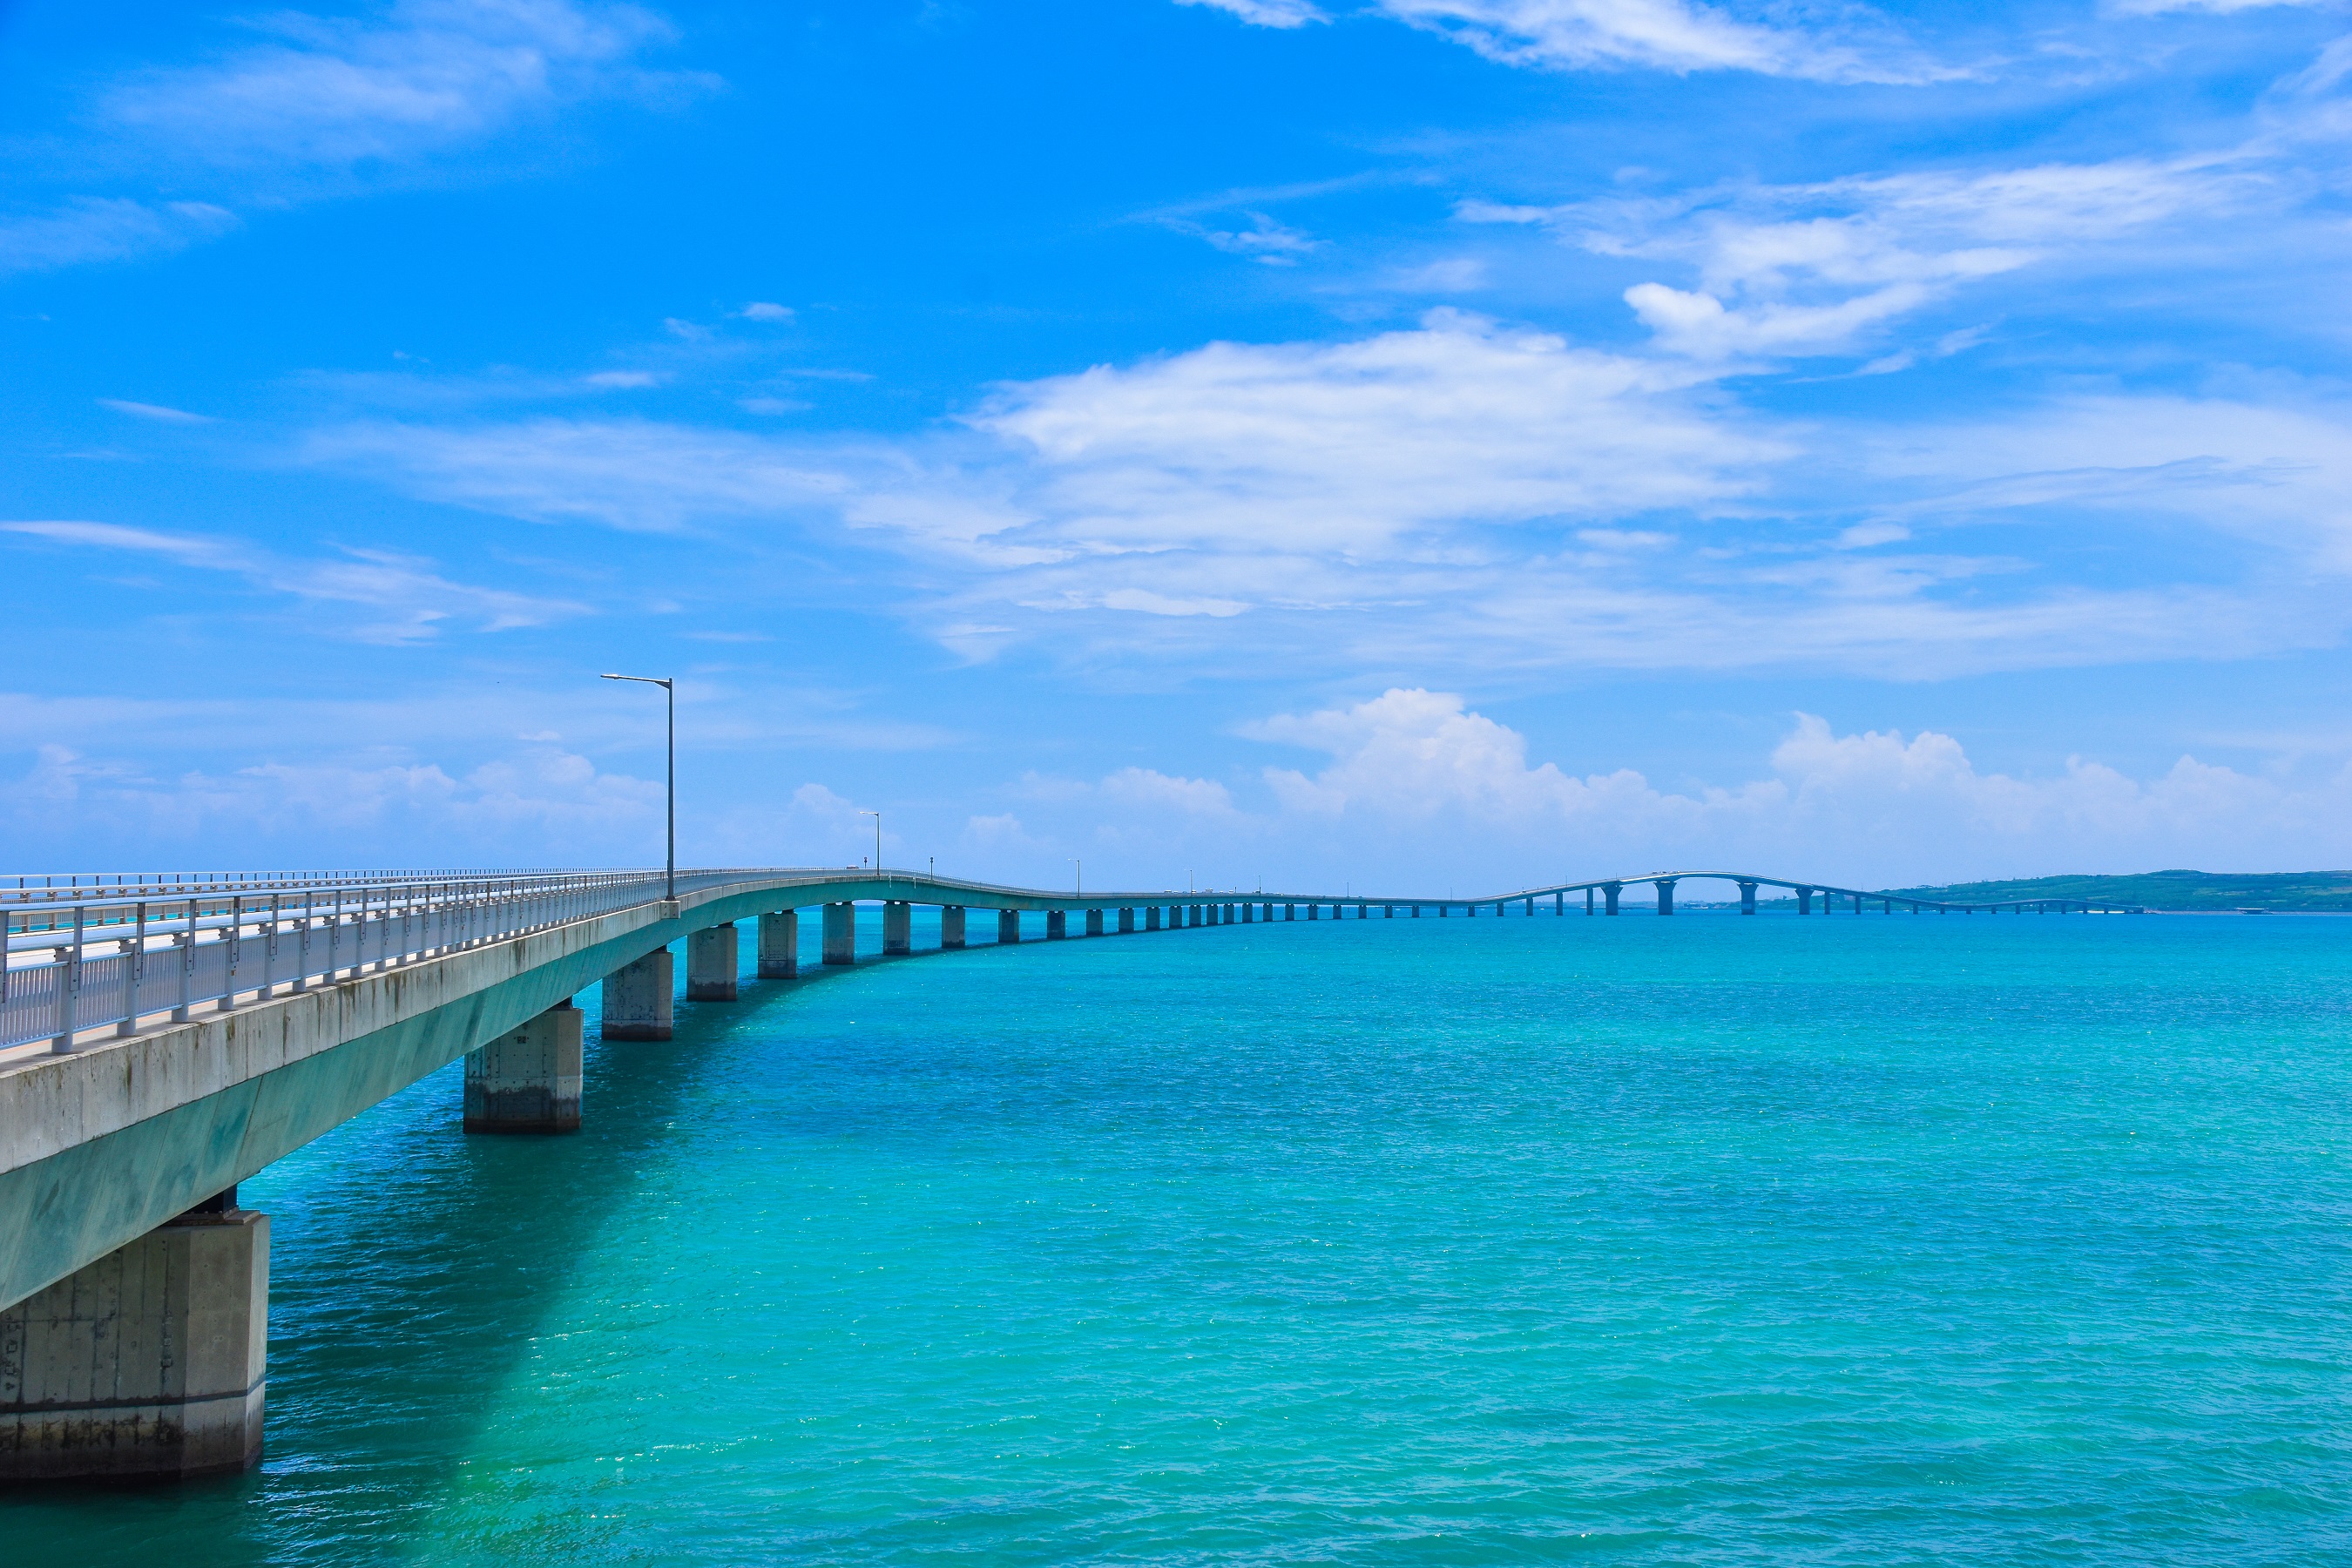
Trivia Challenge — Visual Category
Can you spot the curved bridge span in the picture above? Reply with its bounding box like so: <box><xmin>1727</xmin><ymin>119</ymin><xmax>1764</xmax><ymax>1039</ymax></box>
<box><xmin>0</xmin><ymin>862</ymin><xmax>2129</xmax><ymax>1481</ymax></box>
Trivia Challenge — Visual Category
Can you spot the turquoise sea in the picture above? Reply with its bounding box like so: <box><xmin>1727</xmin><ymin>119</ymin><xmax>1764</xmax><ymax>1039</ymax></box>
<box><xmin>10</xmin><ymin>909</ymin><xmax>2351</xmax><ymax>1564</ymax></box>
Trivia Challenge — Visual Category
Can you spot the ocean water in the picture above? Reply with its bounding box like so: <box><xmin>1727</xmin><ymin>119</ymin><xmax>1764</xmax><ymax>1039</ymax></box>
<box><xmin>9</xmin><ymin>908</ymin><xmax>2350</xmax><ymax>1565</ymax></box>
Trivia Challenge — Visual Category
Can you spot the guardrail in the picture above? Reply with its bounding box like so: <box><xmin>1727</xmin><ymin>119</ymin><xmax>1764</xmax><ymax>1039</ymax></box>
<box><xmin>0</xmin><ymin>868</ymin><xmax>781</xmax><ymax>1057</ymax></box>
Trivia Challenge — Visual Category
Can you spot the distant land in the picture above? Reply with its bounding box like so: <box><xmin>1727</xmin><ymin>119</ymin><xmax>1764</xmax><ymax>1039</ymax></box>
<box><xmin>1695</xmin><ymin>870</ymin><xmax>2352</xmax><ymax>912</ymax></box>
<box><xmin>1876</xmin><ymin>870</ymin><xmax>2352</xmax><ymax>911</ymax></box>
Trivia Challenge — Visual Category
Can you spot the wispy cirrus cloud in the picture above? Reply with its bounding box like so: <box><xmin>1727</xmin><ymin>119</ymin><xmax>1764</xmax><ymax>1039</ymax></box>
<box><xmin>0</xmin><ymin>519</ymin><xmax>585</xmax><ymax>643</ymax></box>
<box><xmin>1186</xmin><ymin>0</ymin><xmax>1947</xmax><ymax>83</ymax></box>
<box><xmin>1467</xmin><ymin>153</ymin><xmax>2249</xmax><ymax>358</ymax></box>
<box><xmin>5</xmin><ymin>1</ymin><xmax>706</xmax><ymax>277</ymax></box>
<box><xmin>0</xmin><ymin>198</ymin><xmax>237</xmax><ymax>275</ymax></box>
<box><xmin>95</xmin><ymin>0</ymin><xmax>709</xmax><ymax>177</ymax></box>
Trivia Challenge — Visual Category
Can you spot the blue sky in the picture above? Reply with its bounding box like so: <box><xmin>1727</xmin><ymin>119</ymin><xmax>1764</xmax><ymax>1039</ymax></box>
<box><xmin>5</xmin><ymin>0</ymin><xmax>2352</xmax><ymax>892</ymax></box>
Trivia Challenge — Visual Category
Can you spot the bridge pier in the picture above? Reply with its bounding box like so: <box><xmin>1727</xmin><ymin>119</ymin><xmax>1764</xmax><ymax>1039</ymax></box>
<box><xmin>1047</xmin><ymin>910</ymin><xmax>1067</xmax><ymax>940</ymax></box>
<box><xmin>998</xmin><ymin>909</ymin><xmax>1021</xmax><ymax>944</ymax></box>
<box><xmin>883</xmin><ymin>901</ymin><xmax>912</xmax><ymax>956</ymax></box>
<box><xmin>1086</xmin><ymin>909</ymin><xmax>1104</xmax><ymax>936</ymax></box>
<box><xmin>1603</xmin><ymin>882</ymin><xmax>1621</xmax><ymax>916</ymax></box>
<box><xmin>1145</xmin><ymin>906</ymin><xmax>1160</xmax><ymax>931</ymax></box>
<box><xmin>1739</xmin><ymin>880</ymin><xmax>1757</xmax><ymax>916</ymax></box>
<box><xmin>1119</xmin><ymin>908</ymin><xmax>1134</xmax><ymax>932</ymax></box>
<box><xmin>687</xmin><ymin>923</ymin><xmax>739</xmax><ymax>1000</ymax></box>
<box><xmin>1554</xmin><ymin>892</ymin><xmax>1563</xmax><ymax>915</ymax></box>
<box><xmin>1796</xmin><ymin>887</ymin><xmax>1813</xmax><ymax>915</ymax></box>
<box><xmin>0</xmin><ymin>1193</ymin><xmax>268</xmax><ymax>1483</ymax></box>
<box><xmin>757</xmin><ymin>909</ymin><xmax>799</xmax><ymax>977</ymax></box>
<box><xmin>823</xmin><ymin>902</ymin><xmax>856</xmax><ymax>964</ymax></box>
<box><xmin>1657</xmin><ymin>879</ymin><xmax>1676</xmax><ymax>916</ymax></box>
<box><xmin>602</xmin><ymin>948</ymin><xmax>673</xmax><ymax>1040</ymax></box>
<box><xmin>942</xmin><ymin>906</ymin><xmax>967</xmax><ymax>949</ymax></box>
<box><xmin>1585</xmin><ymin>888</ymin><xmax>1594</xmax><ymax>915</ymax></box>
<box><xmin>463</xmin><ymin>1000</ymin><xmax>582</xmax><ymax>1133</ymax></box>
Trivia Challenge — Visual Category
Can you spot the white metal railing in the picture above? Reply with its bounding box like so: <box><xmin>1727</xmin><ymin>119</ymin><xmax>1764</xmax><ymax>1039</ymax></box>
<box><xmin>0</xmin><ymin>868</ymin><xmax>795</xmax><ymax>1057</ymax></box>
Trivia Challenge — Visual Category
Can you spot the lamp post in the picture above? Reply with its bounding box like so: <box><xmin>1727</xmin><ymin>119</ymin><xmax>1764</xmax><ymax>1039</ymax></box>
<box><xmin>600</xmin><ymin>672</ymin><xmax>673</xmax><ymax>901</ymax></box>
<box><xmin>861</xmin><ymin>810</ymin><xmax>881</xmax><ymax>878</ymax></box>
<box><xmin>1071</xmin><ymin>858</ymin><xmax>1081</xmax><ymax>898</ymax></box>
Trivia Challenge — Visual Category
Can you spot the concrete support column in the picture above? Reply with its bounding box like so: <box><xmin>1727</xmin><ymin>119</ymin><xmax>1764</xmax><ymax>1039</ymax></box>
<box><xmin>1285</xmin><ymin>904</ymin><xmax>1294</xmax><ymax>921</ymax></box>
<box><xmin>757</xmin><ymin>909</ymin><xmax>800</xmax><ymax>977</ymax></box>
<box><xmin>1412</xmin><ymin>904</ymin><xmax>1421</xmax><ymax>917</ymax></box>
<box><xmin>1796</xmin><ymin>887</ymin><xmax>1813</xmax><ymax>915</ymax></box>
<box><xmin>942</xmin><ymin>906</ymin><xmax>967</xmax><ymax>949</ymax></box>
<box><xmin>1738</xmin><ymin>881</ymin><xmax>1757</xmax><ymax>916</ymax></box>
<box><xmin>1657</xmin><ymin>880</ymin><xmax>1677</xmax><ymax>916</ymax></box>
<box><xmin>1440</xmin><ymin>904</ymin><xmax>1448</xmax><ymax>916</ymax></box>
<box><xmin>1586</xmin><ymin>888</ymin><xmax>1595</xmax><ymax>916</ymax></box>
<box><xmin>0</xmin><ymin>1196</ymin><xmax>268</xmax><ymax>1482</ymax></box>
<box><xmin>883</xmin><ymin>901</ymin><xmax>912</xmax><ymax>956</ymax></box>
<box><xmin>1047</xmin><ymin>909</ymin><xmax>1068</xmax><ymax>940</ymax></box>
<box><xmin>1119</xmin><ymin>908</ymin><xmax>1134</xmax><ymax>933</ymax></box>
<box><xmin>1525</xmin><ymin>898</ymin><xmax>1535</xmax><ymax>916</ymax></box>
<box><xmin>1242</xmin><ymin>903</ymin><xmax>1254</xmax><ymax>923</ymax></box>
<box><xmin>464</xmin><ymin>1000</ymin><xmax>583</xmax><ymax>1132</ymax></box>
<box><xmin>824</xmin><ymin>902</ymin><xmax>857</xmax><ymax>964</ymax></box>
<box><xmin>1223</xmin><ymin>902</ymin><xmax>1236</xmax><ymax>923</ymax></box>
<box><xmin>1308</xmin><ymin>903</ymin><xmax>1320</xmax><ymax>920</ymax></box>
<box><xmin>1555</xmin><ymin>892</ymin><xmax>1565</xmax><ymax>916</ymax></box>
<box><xmin>1603</xmin><ymin>883</ymin><xmax>1622</xmax><ymax>916</ymax></box>
<box><xmin>1086</xmin><ymin>909</ymin><xmax>1105</xmax><ymax>936</ymax></box>
<box><xmin>687</xmin><ymin>923</ymin><xmax>740</xmax><ymax>1000</ymax></box>
<box><xmin>1145</xmin><ymin>906</ymin><xmax>1161</xmax><ymax>931</ymax></box>
<box><xmin>603</xmin><ymin>948</ymin><xmax>674</xmax><ymax>1040</ymax></box>
<box><xmin>998</xmin><ymin>909</ymin><xmax>1022</xmax><ymax>944</ymax></box>
<box><xmin>1469</xmin><ymin>902</ymin><xmax>1477</xmax><ymax>917</ymax></box>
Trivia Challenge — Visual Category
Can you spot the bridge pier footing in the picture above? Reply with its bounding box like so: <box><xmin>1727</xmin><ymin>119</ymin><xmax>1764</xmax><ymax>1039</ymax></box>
<box><xmin>757</xmin><ymin>909</ymin><xmax>799</xmax><ymax>977</ymax></box>
<box><xmin>603</xmin><ymin>948</ymin><xmax>673</xmax><ymax>1040</ymax></box>
<box><xmin>0</xmin><ymin>1194</ymin><xmax>268</xmax><ymax>1484</ymax></box>
<box><xmin>687</xmin><ymin>923</ymin><xmax>739</xmax><ymax>1000</ymax></box>
<box><xmin>464</xmin><ymin>1000</ymin><xmax>582</xmax><ymax>1132</ymax></box>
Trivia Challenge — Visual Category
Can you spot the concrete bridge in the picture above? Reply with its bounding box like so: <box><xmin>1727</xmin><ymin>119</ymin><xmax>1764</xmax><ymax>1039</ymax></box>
<box><xmin>0</xmin><ymin>862</ymin><xmax>2132</xmax><ymax>1483</ymax></box>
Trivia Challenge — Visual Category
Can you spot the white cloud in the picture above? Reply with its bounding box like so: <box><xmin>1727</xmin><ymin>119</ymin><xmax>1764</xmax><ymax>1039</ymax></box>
<box><xmin>3</xmin><ymin>741</ymin><xmax>663</xmax><ymax>862</ymax></box>
<box><xmin>737</xmin><ymin>301</ymin><xmax>795</xmax><ymax>321</ymax></box>
<box><xmin>1494</xmin><ymin>156</ymin><xmax>2240</xmax><ymax>358</ymax></box>
<box><xmin>1</xmin><ymin>518</ymin><xmax>585</xmax><ymax>642</ymax></box>
<box><xmin>2111</xmin><ymin>0</ymin><xmax>2328</xmax><ymax>11</ymax></box>
<box><xmin>1372</xmin><ymin>0</ymin><xmax>1941</xmax><ymax>84</ymax></box>
<box><xmin>0</xmin><ymin>199</ymin><xmax>237</xmax><ymax>275</ymax></box>
<box><xmin>1169</xmin><ymin>211</ymin><xmax>1323</xmax><ymax>264</ymax></box>
<box><xmin>97</xmin><ymin>397</ymin><xmax>216</xmax><ymax>423</ymax></box>
<box><xmin>98</xmin><ymin>0</ymin><xmax>703</xmax><ymax>173</ymax></box>
<box><xmin>1175</xmin><ymin>0</ymin><xmax>1331</xmax><ymax>27</ymax></box>
<box><xmin>582</xmin><ymin>370</ymin><xmax>661</xmax><ymax>388</ymax></box>
<box><xmin>1243</xmin><ymin>689</ymin><xmax>2352</xmax><ymax>884</ymax></box>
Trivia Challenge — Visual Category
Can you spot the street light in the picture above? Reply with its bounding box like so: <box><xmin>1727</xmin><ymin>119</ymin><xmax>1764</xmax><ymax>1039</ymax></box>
<box><xmin>1071</xmin><ymin>858</ymin><xmax>1082</xmax><ymax>898</ymax></box>
<box><xmin>600</xmin><ymin>672</ymin><xmax>674</xmax><ymax>901</ymax></box>
<box><xmin>861</xmin><ymin>810</ymin><xmax>881</xmax><ymax>878</ymax></box>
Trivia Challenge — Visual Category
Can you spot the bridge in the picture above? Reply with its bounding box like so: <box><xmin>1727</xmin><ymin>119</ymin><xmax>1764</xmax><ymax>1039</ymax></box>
<box><xmin>0</xmin><ymin>862</ymin><xmax>2133</xmax><ymax>1484</ymax></box>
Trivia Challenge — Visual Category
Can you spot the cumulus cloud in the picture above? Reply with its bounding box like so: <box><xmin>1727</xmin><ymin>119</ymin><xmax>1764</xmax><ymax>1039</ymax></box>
<box><xmin>1244</xmin><ymin>689</ymin><xmax>2352</xmax><ymax>885</ymax></box>
<box><xmin>1</xmin><ymin>518</ymin><xmax>585</xmax><ymax>642</ymax></box>
<box><xmin>292</xmin><ymin>302</ymin><xmax>2352</xmax><ymax>679</ymax></box>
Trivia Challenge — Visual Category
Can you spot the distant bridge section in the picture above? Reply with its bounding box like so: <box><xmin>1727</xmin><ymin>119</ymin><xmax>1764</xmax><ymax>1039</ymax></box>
<box><xmin>0</xmin><ymin>862</ymin><xmax>2134</xmax><ymax>1484</ymax></box>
